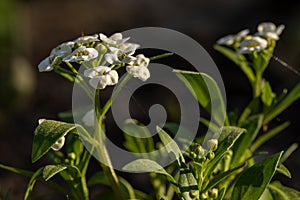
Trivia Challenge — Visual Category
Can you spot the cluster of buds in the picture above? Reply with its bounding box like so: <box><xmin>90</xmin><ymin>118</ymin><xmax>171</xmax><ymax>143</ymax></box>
<box><xmin>189</xmin><ymin>139</ymin><xmax>218</xmax><ymax>163</ymax></box>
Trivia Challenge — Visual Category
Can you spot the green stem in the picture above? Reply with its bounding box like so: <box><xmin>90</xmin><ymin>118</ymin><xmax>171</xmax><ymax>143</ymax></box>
<box><xmin>253</xmin><ymin>73</ymin><xmax>262</xmax><ymax>98</ymax></box>
<box><xmin>94</xmin><ymin>89</ymin><xmax>124</xmax><ymax>199</ymax></box>
<box><xmin>66</xmin><ymin>61</ymin><xmax>78</xmax><ymax>74</ymax></box>
<box><xmin>251</xmin><ymin>121</ymin><xmax>290</xmax><ymax>152</ymax></box>
<box><xmin>150</xmin><ymin>52</ymin><xmax>174</xmax><ymax>61</ymax></box>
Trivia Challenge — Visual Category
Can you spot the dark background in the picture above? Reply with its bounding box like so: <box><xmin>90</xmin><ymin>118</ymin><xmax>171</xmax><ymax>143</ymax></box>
<box><xmin>0</xmin><ymin>0</ymin><xmax>299</xmax><ymax>198</ymax></box>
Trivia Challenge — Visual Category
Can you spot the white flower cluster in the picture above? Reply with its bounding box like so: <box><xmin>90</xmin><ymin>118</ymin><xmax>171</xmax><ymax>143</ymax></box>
<box><xmin>38</xmin><ymin>32</ymin><xmax>151</xmax><ymax>89</ymax></box>
<box><xmin>217</xmin><ymin>22</ymin><xmax>284</xmax><ymax>54</ymax></box>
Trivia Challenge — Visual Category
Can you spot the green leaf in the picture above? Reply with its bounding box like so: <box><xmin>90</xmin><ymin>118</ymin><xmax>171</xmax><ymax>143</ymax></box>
<box><xmin>264</xmin><ymin>83</ymin><xmax>300</xmax><ymax>124</ymax></box>
<box><xmin>214</xmin><ymin>45</ymin><xmax>255</xmax><ymax>83</ymax></box>
<box><xmin>123</xmin><ymin>159</ymin><xmax>179</xmax><ymax>193</ymax></box>
<box><xmin>174</xmin><ymin>70</ymin><xmax>226</xmax><ymax>126</ymax></box>
<box><xmin>281</xmin><ymin>143</ymin><xmax>298</xmax><ymax>163</ymax></box>
<box><xmin>42</xmin><ymin>165</ymin><xmax>67</xmax><ymax>181</ymax></box>
<box><xmin>261</xmin><ymin>80</ymin><xmax>274</xmax><ymax>107</ymax></box>
<box><xmin>157</xmin><ymin>126</ymin><xmax>185</xmax><ymax>164</ymax></box>
<box><xmin>231</xmin><ymin>115</ymin><xmax>263</xmax><ymax>167</ymax></box>
<box><xmin>32</xmin><ymin>120</ymin><xmax>77</xmax><ymax>163</ymax></box>
<box><xmin>268</xmin><ymin>181</ymin><xmax>300</xmax><ymax>200</ymax></box>
<box><xmin>276</xmin><ymin>164</ymin><xmax>291</xmax><ymax>178</ymax></box>
<box><xmin>231</xmin><ymin>152</ymin><xmax>283</xmax><ymax>200</ymax></box>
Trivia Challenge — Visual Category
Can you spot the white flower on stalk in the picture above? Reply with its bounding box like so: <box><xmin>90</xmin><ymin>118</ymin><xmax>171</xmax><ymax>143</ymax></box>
<box><xmin>104</xmin><ymin>45</ymin><xmax>137</xmax><ymax>64</ymax></box>
<box><xmin>126</xmin><ymin>54</ymin><xmax>150</xmax><ymax>81</ymax></box>
<box><xmin>256</xmin><ymin>22</ymin><xmax>285</xmax><ymax>40</ymax></box>
<box><xmin>82</xmin><ymin>109</ymin><xmax>95</xmax><ymax>127</ymax></box>
<box><xmin>63</xmin><ymin>46</ymin><xmax>98</xmax><ymax>62</ymax></box>
<box><xmin>38</xmin><ymin>41</ymin><xmax>74</xmax><ymax>72</ymax></box>
<box><xmin>99</xmin><ymin>33</ymin><xmax>130</xmax><ymax>47</ymax></box>
<box><xmin>216</xmin><ymin>29</ymin><xmax>249</xmax><ymax>45</ymax></box>
<box><xmin>73</xmin><ymin>34</ymin><xmax>99</xmax><ymax>44</ymax></box>
<box><xmin>237</xmin><ymin>36</ymin><xmax>268</xmax><ymax>54</ymax></box>
<box><xmin>84</xmin><ymin>66</ymin><xmax>118</xmax><ymax>89</ymax></box>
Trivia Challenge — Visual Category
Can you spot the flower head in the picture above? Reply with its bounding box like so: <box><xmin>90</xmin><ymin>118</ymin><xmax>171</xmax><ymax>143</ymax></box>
<box><xmin>84</xmin><ymin>66</ymin><xmax>119</xmax><ymax>89</ymax></box>
<box><xmin>73</xmin><ymin>34</ymin><xmax>99</xmax><ymax>45</ymax></box>
<box><xmin>237</xmin><ymin>36</ymin><xmax>268</xmax><ymax>54</ymax></box>
<box><xmin>126</xmin><ymin>54</ymin><xmax>150</xmax><ymax>81</ymax></box>
<box><xmin>217</xmin><ymin>29</ymin><xmax>249</xmax><ymax>46</ymax></box>
<box><xmin>104</xmin><ymin>45</ymin><xmax>137</xmax><ymax>64</ymax></box>
<box><xmin>256</xmin><ymin>22</ymin><xmax>285</xmax><ymax>40</ymax></box>
<box><xmin>99</xmin><ymin>33</ymin><xmax>130</xmax><ymax>47</ymax></box>
<box><xmin>63</xmin><ymin>46</ymin><xmax>98</xmax><ymax>62</ymax></box>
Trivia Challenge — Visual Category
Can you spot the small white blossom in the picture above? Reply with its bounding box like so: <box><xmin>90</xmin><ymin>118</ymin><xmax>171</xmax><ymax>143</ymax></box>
<box><xmin>51</xmin><ymin>41</ymin><xmax>74</xmax><ymax>57</ymax></box>
<box><xmin>104</xmin><ymin>45</ymin><xmax>137</xmax><ymax>64</ymax></box>
<box><xmin>84</xmin><ymin>66</ymin><xmax>119</xmax><ymax>89</ymax></box>
<box><xmin>126</xmin><ymin>54</ymin><xmax>150</xmax><ymax>81</ymax></box>
<box><xmin>237</xmin><ymin>36</ymin><xmax>268</xmax><ymax>54</ymax></box>
<box><xmin>51</xmin><ymin>136</ymin><xmax>65</xmax><ymax>151</ymax></box>
<box><xmin>73</xmin><ymin>34</ymin><xmax>99</xmax><ymax>44</ymax></box>
<box><xmin>99</xmin><ymin>33</ymin><xmax>130</xmax><ymax>47</ymax></box>
<box><xmin>217</xmin><ymin>29</ymin><xmax>249</xmax><ymax>45</ymax></box>
<box><xmin>82</xmin><ymin>109</ymin><xmax>95</xmax><ymax>127</ymax></box>
<box><xmin>63</xmin><ymin>46</ymin><xmax>98</xmax><ymax>62</ymax></box>
<box><xmin>256</xmin><ymin>22</ymin><xmax>285</xmax><ymax>40</ymax></box>
<box><xmin>38</xmin><ymin>56</ymin><xmax>59</xmax><ymax>72</ymax></box>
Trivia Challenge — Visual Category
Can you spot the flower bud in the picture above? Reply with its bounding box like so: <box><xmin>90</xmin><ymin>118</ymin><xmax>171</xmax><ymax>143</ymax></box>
<box><xmin>51</xmin><ymin>136</ymin><xmax>65</xmax><ymax>151</ymax></box>
<box><xmin>208</xmin><ymin>139</ymin><xmax>218</xmax><ymax>151</ymax></box>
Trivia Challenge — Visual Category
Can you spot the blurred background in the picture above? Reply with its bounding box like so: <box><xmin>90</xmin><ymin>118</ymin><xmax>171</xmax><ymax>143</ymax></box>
<box><xmin>0</xmin><ymin>0</ymin><xmax>299</xmax><ymax>199</ymax></box>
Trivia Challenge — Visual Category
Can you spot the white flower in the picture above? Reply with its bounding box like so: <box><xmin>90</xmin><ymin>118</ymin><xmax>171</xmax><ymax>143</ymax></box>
<box><xmin>51</xmin><ymin>41</ymin><xmax>74</xmax><ymax>57</ymax></box>
<box><xmin>82</xmin><ymin>109</ymin><xmax>95</xmax><ymax>127</ymax></box>
<box><xmin>256</xmin><ymin>22</ymin><xmax>285</xmax><ymax>40</ymax></box>
<box><xmin>104</xmin><ymin>45</ymin><xmax>137</xmax><ymax>64</ymax></box>
<box><xmin>99</xmin><ymin>33</ymin><xmax>130</xmax><ymax>47</ymax></box>
<box><xmin>237</xmin><ymin>36</ymin><xmax>268</xmax><ymax>54</ymax></box>
<box><xmin>73</xmin><ymin>34</ymin><xmax>99</xmax><ymax>44</ymax></box>
<box><xmin>51</xmin><ymin>136</ymin><xmax>65</xmax><ymax>151</ymax></box>
<box><xmin>84</xmin><ymin>66</ymin><xmax>118</xmax><ymax>89</ymax></box>
<box><xmin>217</xmin><ymin>29</ymin><xmax>249</xmax><ymax>45</ymax></box>
<box><xmin>38</xmin><ymin>56</ymin><xmax>58</xmax><ymax>72</ymax></box>
<box><xmin>208</xmin><ymin>139</ymin><xmax>218</xmax><ymax>151</ymax></box>
<box><xmin>63</xmin><ymin>46</ymin><xmax>98</xmax><ymax>62</ymax></box>
<box><xmin>126</xmin><ymin>54</ymin><xmax>150</xmax><ymax>81</ymax></box>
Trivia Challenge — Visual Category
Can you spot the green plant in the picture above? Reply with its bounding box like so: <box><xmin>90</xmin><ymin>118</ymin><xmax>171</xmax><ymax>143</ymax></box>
<box><xmin>0</xmin><ymin>22</ymin><xmax>299</xmax><ymax>200</ymax></box>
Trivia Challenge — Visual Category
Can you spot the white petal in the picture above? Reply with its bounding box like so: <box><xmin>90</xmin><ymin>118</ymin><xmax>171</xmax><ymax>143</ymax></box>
<box><xmin>216</xmin><ymin>35</ymin><xmax>235</xmax><ymax>45</ymax></box>
<box><xmin>127</xmin><ymin>65</ymin><xmax>150</xmax><ymax>81</ymax></box>
<box><xmin>107</xmin><ymin>70</ymin><xmax>119</xmax><ymax>85</ymax></box>
<box><xmin>104</xmin><ymin>51</ymin><xmax>119</xmax><ymax>64</ymax></box>
<box><xmin>51</xmin><ymin>136</ymin><xmax>65</xmax><ymax>151</ymax></box>
<box><xmin>38</xmin><ymin>118</ymin><xmax>46</xmax><ymax>124</ymax></box>
<box><xmin>38</xmin><ymin>57</ymin><xmax>54</xmax><ymax>72</ymax></box>
<box><xmin>89</xmin><ymin>76</ymin><xmax>108</xmax><ymax>89</ymax></box>
<box><xmin>276</xmin><ymin>24</ymin><xmax>285</xmax><ymax>35</ymax></box>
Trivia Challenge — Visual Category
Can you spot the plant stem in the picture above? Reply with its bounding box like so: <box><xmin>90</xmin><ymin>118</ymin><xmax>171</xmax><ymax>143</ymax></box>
<box><xmin>253</xmin><ymin>73</ymin><xmax>262</xmax><ymax>98</ymax></box>
<box><xmin>150</xmin><ymin>52</ymin><xmax>174</xmax><ymax>61</ymax></box>
<box><xmin>94</xmin><ymin>89</ymin><xmax>124</xmax><ymax>199</ymax></box>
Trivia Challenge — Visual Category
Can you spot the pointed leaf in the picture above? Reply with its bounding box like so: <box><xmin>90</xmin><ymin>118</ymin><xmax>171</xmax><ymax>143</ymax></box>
<box><xmin>24</xmin><ymin>167</ymin><xmax>44</xmax><ymax>200</ymax></box>
<box><xmin>157</xmin><ymin>126</ymin><xmax>184</xmax><ymax>163</ymax></box>
<box><xmin>43</xmin><ymin>165</ymin><xmax>67</xmax><ymax>181</ymax></box>
<box><xmin>32</xmin><ymin>120</ymin><xmax>77</xmax><ymax>163</ymax></box>
<box><xmin>232</xmin><ymin>152</ymin><xmax>283</xmax><ymax>200</ymax></box>
<box><xmin>276</xmin><ymin>164</ymin><xmax>291</xmax><ymax>178</ymax></box>
<box><xmin>264</xmin><ymin>83</ymin><xmax>300</xmax><ymax>124</ymax></box>
<box><xmin>174</xmin><ymin>70</ymin><xmax>226</xmax><ymax>126</ymax></box>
